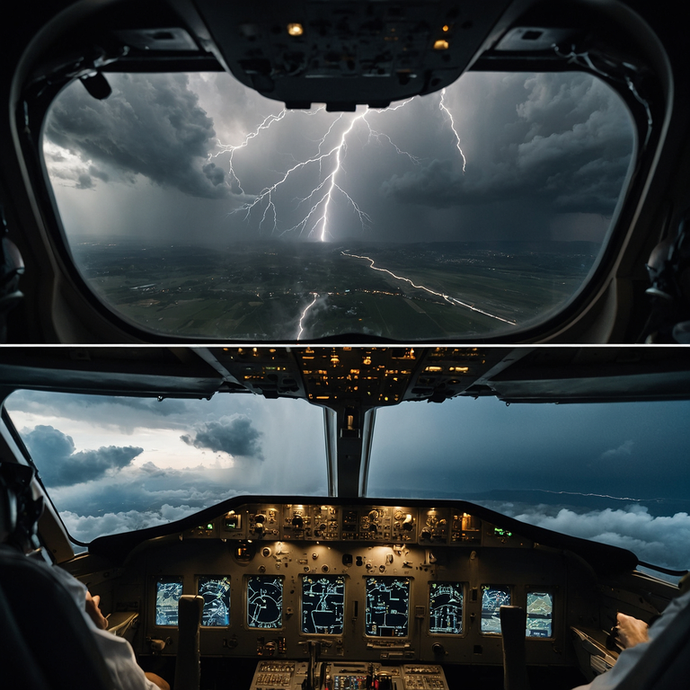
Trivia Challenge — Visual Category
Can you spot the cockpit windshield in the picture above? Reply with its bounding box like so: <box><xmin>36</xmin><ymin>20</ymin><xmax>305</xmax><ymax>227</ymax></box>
<box><xmin>369</xmin><ymin>396</ymin><xmax>690</xmax><ymax>576</ymax></box>
<box><xmin>5</xmin><ymin>389</ymin><xmax>689</xmax><ymax>578</ymax></box>
<box><xmin>5</xmin><ymin>390</ymin><xmax>326</xmax><ymax>544</ymax></box>
<box><xmin>42</xmin><ymin>69</ymin><xmax>634</xmax><ymax>340</ymax></box>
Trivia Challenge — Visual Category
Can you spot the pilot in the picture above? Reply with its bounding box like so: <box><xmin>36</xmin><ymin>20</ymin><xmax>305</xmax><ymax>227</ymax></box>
<box><xmin>572</xmin><ymin>577</ymin><xmax>690</xmax><ymax>689</ymax></box>
<box><xmin>54</xmin><ymin>566</ymin><xmax>171</xmax><ymax>690</ymax></box>
<box><xmin>0</xmin><ymin>462</ymin><xmax>169</xmax><ymax>690</ymax></box>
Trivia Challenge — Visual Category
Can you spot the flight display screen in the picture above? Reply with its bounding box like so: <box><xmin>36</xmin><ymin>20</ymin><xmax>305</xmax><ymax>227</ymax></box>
<box><xmin>155</xmin><ymin>577</ymin><xmax>183</xmax><ymax>626</ymax></box>
<box><xmin>301</xmin><ymin>574</ymin><xmax>345</xmax><ymax>635</ymax></box>
<box><xmin>247</xmin><ymin>575</ymin><xmax>283</xmax><ymax>629</ymax></box>
<box><xmin>481</xmin><ymin>585</ymin><xmax>511</xmax><ymax>634</ymax></box>
<box><xmin>526</xmin><ymin>591</ymin><xmax>553</xmax><ymax>638</ymax></box>
<box><xmin>429</xmin><ymin>582</ymin><xmax>464</xmax><ymax>634</ymax></box>
<box><xmin>365</xmin><ymin>577</ymin><xmax>410</xmax><ymax>637</ymax></box>
<box><xmin>198</xmin><ymin>576</ymin><xmax>231</xmax><ymax>627</ymax></box>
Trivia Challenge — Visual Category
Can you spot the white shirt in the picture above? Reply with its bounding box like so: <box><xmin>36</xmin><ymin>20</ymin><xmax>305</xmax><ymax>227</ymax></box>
<box><xmin>572</xmin><ymin>589</ymin><xmax>690</xmax><ymax>690</ymax></box>
<box><xmin>52</xmin><ymin>565</ymin><xmax>158</xmax><ymax>690</ymax></box>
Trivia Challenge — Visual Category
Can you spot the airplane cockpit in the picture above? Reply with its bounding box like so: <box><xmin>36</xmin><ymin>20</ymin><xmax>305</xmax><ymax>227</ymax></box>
<box><xmin>1</xmin><ymin>346</ymin><xmax>689</xmax><ymax>689</ymax></box>
<box><xmin>1</xmin><ymin>0</ymin><xmax>690</xmax><ymax>344</ymax></box>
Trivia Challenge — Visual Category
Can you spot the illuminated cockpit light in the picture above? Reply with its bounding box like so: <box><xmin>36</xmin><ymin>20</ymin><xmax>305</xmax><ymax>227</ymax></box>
<box><xmin>425</xmin><ymin>365</ymin><xmax>443</xmax><ymax>372</ymax></box>
<box><xmin>434</xmin><ymin>39</ymin><xmax>449</xmax><ymax>50</ymax></box>
<box><xmin>287</xmin><ymin>23</ymin><xmax>304</xmax><ymax>36</ymax></box>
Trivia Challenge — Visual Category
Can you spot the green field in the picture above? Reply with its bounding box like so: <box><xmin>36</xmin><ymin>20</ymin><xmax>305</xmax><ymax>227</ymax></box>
<box><xmin>71</xmin><ymin>240</ymin><xmax>596</xmax><ymax>340</ymax></box>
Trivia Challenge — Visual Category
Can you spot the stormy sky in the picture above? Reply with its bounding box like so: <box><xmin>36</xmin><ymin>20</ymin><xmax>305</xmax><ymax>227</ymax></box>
<box><xmin>368</xmin><ymin>396</ymin><xmax>690</xmax><ymax>573</ymax></box>
<box><xmin>6</xmin><ymin>390</ymin><xmax>326</xmax><ymax>543</ymax></box>
<box><xmin>5</xmin><ymin>389</ymin><xmax>690</xmax><ymax>574</ymax></box>
<box><xmin>43</xmin><ymin>69</ymin><xmax>634</xmax><ymax>246</ymax></box>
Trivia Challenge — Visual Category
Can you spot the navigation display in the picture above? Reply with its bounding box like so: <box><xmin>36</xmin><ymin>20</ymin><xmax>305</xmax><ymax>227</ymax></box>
<box><xmin>198</xmin><ymin>576</ymin><xmax>231</xmax><ymax>627</ymax></box>
<box><xmin>365</xmin><ymin>577</ymin><xmax>410</xmax><ymax>637</ymax></box>
<box><xmin>526</xmin><ymin>591</ymin><xmax>553</xmax><ymax>638</ymax></box>
<box><xmin>481</xmin><ymin>585</ymin><xmax>511</xmax><ymax>634</ymax></box>
<box><xmin>247</xmin><ymin>575</ymin><xmax>283</xmax><ymax>629</ymax></box>
<box><xmin>155</xmin><ymin>577</ymin><xmax>183</xmax><ymax>626</ymax></box>
<box><xmin>301</xmin><ymin>574</ymin><xmax>345</xmax><ymax>635</ymax></box>
<box><xmin>429</xmin><ymin>582</ymin><xmax>464</xmax><ymax>634</ymax></box>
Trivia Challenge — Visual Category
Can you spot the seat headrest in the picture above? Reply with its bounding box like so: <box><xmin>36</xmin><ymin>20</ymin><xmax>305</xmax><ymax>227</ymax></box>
<box><xmin>0</xmin><ymin>463</ymin><xmax>43</xmax><ymax>551</ymax></box>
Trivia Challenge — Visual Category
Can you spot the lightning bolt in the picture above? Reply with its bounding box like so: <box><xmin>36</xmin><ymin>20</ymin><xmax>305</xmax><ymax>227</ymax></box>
<box><xmin>215</xmin><ymin>92</ymin><xmax>466</xmax><ymax>241</ymax></box>
<box><xmin>439</xmin><ymin>88</ymin><xmax>467</xmax><ymax>173</ymax></box>
<box><xmin>212</xmin><ymin>109</ymin><xmax>290</xmax><ymax>193</ymax></box>
<box><xmin>342</xmin><ymin>251</ymin><xmax>516</xmax><ymax>326</ymax></box>
<box><xmin>297</xmin><ymin>292</ymin><xmax>319</xmax><ymax>340</ymax></box>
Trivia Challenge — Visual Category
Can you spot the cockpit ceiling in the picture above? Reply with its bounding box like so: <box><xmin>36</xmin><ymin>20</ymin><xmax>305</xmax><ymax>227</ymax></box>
<box><xmin>0</xmin><ymin>347</ymin><xmax>688</xmax><ymax>407</ymax></box>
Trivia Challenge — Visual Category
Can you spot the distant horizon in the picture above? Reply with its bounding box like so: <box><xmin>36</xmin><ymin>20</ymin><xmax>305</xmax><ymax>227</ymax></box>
<box><xmin>68</xmin><ymin>235</ymin><xmax>603</xmax><ymax>251</ymax></box>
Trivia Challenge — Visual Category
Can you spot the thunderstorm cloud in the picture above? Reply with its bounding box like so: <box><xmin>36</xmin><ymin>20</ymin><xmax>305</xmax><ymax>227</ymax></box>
<box><xmin>23</xmin><ymin>424</ymin><xmax>143</xmax><ymax>488</ymax></box>
<box><xmin>44</xmin><ymin>73</ymin><xmax>229</xmax><ymax>199</ymax></box>
<box><xmin>42</xmin><ymin>69</ymin><xmax>636</xmax><ymax>244</ymax></box>
<box><xmin>381</xmin><ymin>73</ymin><xmax>632</xmax><ymax>215</ymax></box>
<box><xmin>181</xmin><ymin>415</ymin><xmax>264</xmax><ymax>459</ymax></box>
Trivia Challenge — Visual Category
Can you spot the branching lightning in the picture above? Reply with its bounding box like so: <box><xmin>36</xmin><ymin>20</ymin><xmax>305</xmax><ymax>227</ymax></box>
<box><xmin>341</xmin><ymin>251</ymin><xmax>516</xmax><ymax>326</ymax></box>
<box><xmin>439</xmin><ymin>88</ymin><xmax>467</xmax><ymax>173</ymax></box>
<box><xmin>213</xmin><ymin>93</ymin><xmax>465</xmax><ymax>241</ymax></box>
<box><xmin>212</xmin><ymin>110</ymin><xmax>290</xmax><ymax>194</ymax></box>
<box><xmin>212</xmin><ymin>94</ymin><xmax>481</xmax><ymax>338</ymax></box>
<box><xmin>297</xmin><ymin>292</ymin><xmax>319</xmax><ymax>340</ymax></box>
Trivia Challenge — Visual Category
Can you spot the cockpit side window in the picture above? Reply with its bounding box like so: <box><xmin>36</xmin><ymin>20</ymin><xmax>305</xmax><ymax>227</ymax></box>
<box><xmin>4</xmin><ymin>390</ymin><xmax>326</xmax><ymax>546</ymax></box>
<box><xmin>368</xmin><ymin>396</ymin><xmax>690</xmax><ymax>582</ymax></box>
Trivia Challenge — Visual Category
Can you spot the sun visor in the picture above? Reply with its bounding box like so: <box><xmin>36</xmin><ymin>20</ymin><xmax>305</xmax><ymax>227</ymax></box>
<box><xmin>193</xmin><ymin>0</ymin><xmax>512</xmax><ymax>110</ymax></box>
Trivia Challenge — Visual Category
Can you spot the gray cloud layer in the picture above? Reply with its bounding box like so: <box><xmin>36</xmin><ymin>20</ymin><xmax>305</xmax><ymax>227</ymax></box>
<box><xmin>481</xmin><ymin>501</ymin><xmax>690</xmax><ymax>573</ymax></box>
<box><xmin>23</xmin><ymin>425</ymin><xmax>143</xmax><ymax>488</ymax></box>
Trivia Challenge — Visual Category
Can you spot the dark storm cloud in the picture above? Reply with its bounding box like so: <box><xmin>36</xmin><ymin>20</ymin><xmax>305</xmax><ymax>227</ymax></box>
<box><xmin>380</xmin><ymin>72</ymin><xmax>632</xmax><ymax>215</ymax></box>
<box><xmin>181</xmin><ymin>415</ymin><xmax>263</xmax><ymax>459</ymax></box>
<box><xmin>23</xmin><ymin>425</ymin><xmax>143</xmax><ymax>488</ymax></box>
<box><xmin>202</xmin><ymin>162</ymin><xmax>226</xmax><ymax>186</ymax></box>
<box><xmin>75</xmin><ymin>173</ymin><xmax>94</xmax><ymax>190</ymax></box>
<box><xmin>45</xmin><ymin>73</ymin><xmax>229</xmax><ymax>198</ymax></box>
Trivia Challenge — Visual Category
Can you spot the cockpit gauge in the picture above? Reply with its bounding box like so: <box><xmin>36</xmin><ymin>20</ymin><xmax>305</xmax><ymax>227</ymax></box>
<box><xmin>526</xmin><ymin>591</ymin><xmax>554</xmax><ymax>638</ymax></box>
<box><xmin>480</xmin><ymin>585</ymin><xmax>511</xmax><ymax>634</ymax></box>
<box><xmin>301</xmin><ymin>574</ymin><xmax>345</xmax><ymax>634</ymax></box>
<box><xmin>247</xmin><ymin>575</ymin><xmax>284</xmax><ymax>629</ymax></box>
<box><xmin>428</xmin><ymin>582</ymin><xmax>464</xmax><ymax>635</ymax></box>
<box><xmin>155</xmin><ymin>576</ymin><xmax>183</xmax><ymax>626</ymax></box>
<box><xmin>198</xmin><ymin>576</ymin><xmax>231</xmax><ymax>627</ymax></box>
<box><xmin>365</xmin><ymin>577</ymin><xmax>410</xmax><ymax>637</ymax></box>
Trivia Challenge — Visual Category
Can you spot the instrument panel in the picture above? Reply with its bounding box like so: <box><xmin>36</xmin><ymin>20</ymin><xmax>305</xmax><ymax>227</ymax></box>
<box><xmin>104</xmin><ymin>501</ymin><xmax>589</xmax><ymax>670</ymax></box>
<box><xmin>249</xmin><ymin>661</ymin><xmax>450</xmax><ymax>690</ymax></box>
<box><xmin>193</xmin><ymin>504</ymin><xmax>487</xmax><ymax>545</ymax></box>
